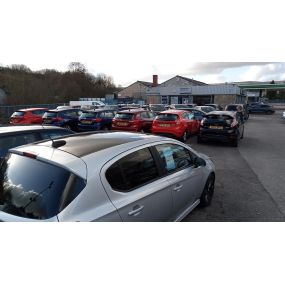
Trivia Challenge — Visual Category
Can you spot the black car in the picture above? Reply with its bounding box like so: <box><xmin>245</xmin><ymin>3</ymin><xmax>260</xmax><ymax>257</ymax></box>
<box><xmin>42</xmin><ymin>108</ymin><xmax>83</xmax><ymax>131</ymax></box>
<box><xmin>197</xmin><ymin>111</ymin><xmax>244</xmax><ymax>147</ymax></box>
<box><xmin>0</xmin><ymin>125</ymin><xmax>74</xmax><ymax>160</ymax></box>
<box><xmin>225</xmin><ymin>104</ymin><xmax>249</xmax><ymax>121</ymax></box>
<box><xmin>248</xmin><ymin>103</ymin><xmax>275</xmax><ymax>114</ymax></box>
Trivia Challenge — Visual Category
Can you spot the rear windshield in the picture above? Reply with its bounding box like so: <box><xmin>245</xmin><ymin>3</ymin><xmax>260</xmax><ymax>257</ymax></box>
<box><xmin>226</xmin><ymin>105</ymin><xmax>238</xmax><ymax>111</ymax></box>
<box><xmin>80</xmin><ymin>112</ymin><xmax>97</xmax><ymax>119</ymax></box>
<box><xmin>150</xmin><ymin>105</ymin><xmax>166</xmax><ymax>111</ymax></box>
<box><xmin>205</xmin><ymin>114</ymin><xmax>234</xmax><ymax>123</ymax></box>
<box><xmin>43</xmin><ymin>112</ymin><xmax>57</xmax><ymax>118</ymax></box>
<box><xmin>0</xmin><ymin>154</ymin><xmax>86</xmax><ymax>220</ymax></box>
<box><xmin>156</xmin><ymin>114</ymin><xmax>178</xmax><ymax>121</ymax></box>
<box><xmin>11</xmin><ymin>111</ymin><xmax>25</xmax><ymax>117</ymax></box>
<box><xmin>115</xmin><ymin>113</ymin><xmax>135</xmax><ymax>120</ymax></box>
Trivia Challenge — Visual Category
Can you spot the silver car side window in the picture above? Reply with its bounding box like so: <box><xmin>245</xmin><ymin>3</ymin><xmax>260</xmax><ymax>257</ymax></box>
<box><xmin>155</xmin><ymin>144</ymin><xmax>194</xmax><ymax>173</ymax></box>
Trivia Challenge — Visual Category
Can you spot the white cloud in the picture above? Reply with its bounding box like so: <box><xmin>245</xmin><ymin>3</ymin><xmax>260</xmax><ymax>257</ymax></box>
<box><xmin>238</xmin><ymin>63</ymin><xmax>285</xmax><ymax>82</ymax></box>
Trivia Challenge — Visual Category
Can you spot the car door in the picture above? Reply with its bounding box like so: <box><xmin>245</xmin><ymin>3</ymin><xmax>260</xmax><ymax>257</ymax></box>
<box><xmin>154</xmin><ymin>143</ymin><xmax>204</xmax><ymax>219</ymax></box>
<box><xmin>182</xmin><ymin>112</ymin><xmax>198</xmax><ymax>134</ymax></box>
<box><xmin>100</xmin><ymin>147</ymin><xmax>173</xmax><ymax>221</ymax></box>
<box><xmin>140</xmin><ymin>111</ymin><xmax>155</xmax><ymax>132</ymax></box>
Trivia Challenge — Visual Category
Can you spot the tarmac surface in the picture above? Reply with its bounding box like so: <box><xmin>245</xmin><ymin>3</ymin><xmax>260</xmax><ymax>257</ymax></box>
<box><xmin>183</xmin><ymin>110</ymin><xmax>285</xmax><ymax>222</ymax></box>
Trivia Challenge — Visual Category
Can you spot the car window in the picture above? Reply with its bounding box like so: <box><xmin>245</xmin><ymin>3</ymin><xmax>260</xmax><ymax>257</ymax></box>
<box><xmin>0</xmin><ymin>154</ymin><xmax>86</xmax><ymax>220</ymax></box>
<box><xmin>11</xmin><ymin>111</ymin><xmax>25</xmax><ymax>117</ymax></box>
<box><xmin>80</xmin><ymin>112</ymin><xmax>96</xmax><ymax>119</ymax></box>
<box><xmin>64</xmin><ymin>110</ymin><xmax>79</xmax><ymax>117</ymax></box>
<box><xmin>156</xmin><ymin>113</ymin><xmax>178</xmax><ymax>121</ymax></box>
<box><xmin>32</xmin><ymin>110</ymin><xmax>46</xmax><ymax>115</ymax></box>
<box><xmin>105</xmin><ymin>148</ymin><xmax>159</xmax><ymax>192</ymax></box>
<box><xmin>0</xmin><ymin>133</ymin><xmax>40</xmax><ymax>158</ymax></box>
<box><xmin>155</xmin><ymin>144</ymin><xmax>194</xmax><ymax>173</ymax></box>
<box><xmin>102</xmin><ymin>111</ymin><xmax>115</xmax><ymax>118</ymax></box>
<box><xmin>115</xmin><ymin>113</ymin><xmax>134</xmax><ymax>120</ymax></box>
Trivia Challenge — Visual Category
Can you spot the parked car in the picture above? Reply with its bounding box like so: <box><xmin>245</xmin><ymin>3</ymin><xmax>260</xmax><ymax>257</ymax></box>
<box><xmin>169</xmin><ymin>104</ymin><xmax>196</xmax><ymax>110</ymax></box>
<box><xmin>0</xmin><ymin>125</ymin><xmax>74</xmax><ymax>160</ymax></box>
<box><xmin>282</xmin><ymin>111</ymin><xmax>285</xmax><ymax>120</ymax></box>
<box><xmin>78</xmin><ymin>109</ymin><xmax>116</xmax><ymax>131</ymax></box>
<box><xmin>248</xmin><ymin>103</ymin><xmax>275</xmax><ymax>114</ymax></box>
<box><xmin>195</xmin><ymin>106</ymin><xmax>216</xmax><ymax>113</ymax></box>
<box><xmin>0</xmin><ymin>132</ymin><xmax>215</xmax><ymax>221</ymax></box>
<box><xmin>197</xmin><ymin>111</ymin><xmax>244</xmax><ymax>147</ymax></box>
<box><xmin>190</xmin><ymin>109</ymin><xmax>207</xmax><ymax>121</ymax></box>
<box><xmin>225</xmin><ymin>104</ymin><xmax>249</xmax><ymax>120</ymax></box>
<box><xmin>112</xmin><ymin>109</ymin><xmax>155</xmax><ymax>132</ymax></box>
<box><xmin>9</xmin><ymin>108</ymin><xmax>48</xmax><ymax>125</ymax></box>
<box><xmin>42</xmin><ymin>108</ymin><xmax>83</xmax><ymax>131</ymax></box>
<box><xmin>152</xmin><ymin>109</ymin><xmax>200</xmax><ymax>142</ymax></box>
<box><xmin>145</xmin><ymin>104</ymin><xmax>167</xmax><ymax>114</ymax></box>
<box><xmin>204</xmin><ymin>104</ymin><xmax>223</xmax><ymax>111</ymax></box>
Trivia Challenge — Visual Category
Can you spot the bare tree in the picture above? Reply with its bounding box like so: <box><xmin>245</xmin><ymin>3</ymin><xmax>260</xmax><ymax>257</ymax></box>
<box><xmin>68</xmin><ymin>62</ymin><xmax>87</xmax><ymax>73</ymax></box>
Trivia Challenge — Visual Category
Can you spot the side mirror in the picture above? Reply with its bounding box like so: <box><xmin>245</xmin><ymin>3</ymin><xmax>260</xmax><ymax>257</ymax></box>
<box><xmin>194</xmin><ymin>156</ymin><xmax>206</xmax><ymax>167</ymax></box>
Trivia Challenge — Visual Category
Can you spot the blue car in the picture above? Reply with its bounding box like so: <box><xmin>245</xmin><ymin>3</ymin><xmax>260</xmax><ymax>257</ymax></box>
<box><xmin>78</xmin><ymin>109</ymin><xmax>116</xmax><ymax>131</ymax></box>
<box><xmin>42</xmin><ymin>108</ymin><xmax>83</xmax><ymax>131</ymax></box>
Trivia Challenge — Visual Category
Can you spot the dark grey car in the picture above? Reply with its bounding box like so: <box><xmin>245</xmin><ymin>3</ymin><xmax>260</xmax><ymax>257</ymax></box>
<box><xmin>0</xmin><ymin>125</ymin><xmax>74</xmax><ymax>160</ymax></box>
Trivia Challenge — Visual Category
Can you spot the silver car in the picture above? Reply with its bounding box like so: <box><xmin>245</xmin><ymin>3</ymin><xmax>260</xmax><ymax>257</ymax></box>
<box><xmin>0</xmin><ymin>132</ymin><xmax>215</xmax><ymax>221</ymax></box>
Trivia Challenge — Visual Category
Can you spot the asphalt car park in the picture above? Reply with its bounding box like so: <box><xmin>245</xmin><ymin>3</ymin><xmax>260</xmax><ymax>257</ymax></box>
<box><xmin>183</xmin><ymin>110</ymin><xmax>285</xmax><ymax>221</ymax></box>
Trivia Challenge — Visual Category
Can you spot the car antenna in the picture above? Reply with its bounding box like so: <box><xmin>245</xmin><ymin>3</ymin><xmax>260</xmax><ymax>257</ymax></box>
<box><xmin>41</xmin><ymin>121</ymin><xmax>66</xmax><ymax>148</ymax></box>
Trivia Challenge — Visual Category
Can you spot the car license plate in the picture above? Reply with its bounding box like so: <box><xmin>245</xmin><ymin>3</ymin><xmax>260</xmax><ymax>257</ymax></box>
<box><xmin>81</xmin><ymin>120</ymin><xmax>92</xmax><ymax>124</ymax></box>
<box><xmin>117</xmin><ymin>122</ymin><xmax>128</xmax><ymax>126</ymax></box>
<box><xmin>209</xmin><ymin>126</ymin><xmax>223</xmax><ymax>130</ymax></box>
<box><xmin>159</xmin><ymin>124</ymin><xmax>170</xmax><ymax>127</ymax></box>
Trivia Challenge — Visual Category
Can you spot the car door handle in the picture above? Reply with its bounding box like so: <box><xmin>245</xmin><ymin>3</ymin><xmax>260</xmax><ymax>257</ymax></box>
<box><xmin>128</xmin><ymin>205</ymin><xmax>144</xmax><ymax>216</ymax></box>
<box><xmin>173</xmin><ymin>185</ymin><xmax>183</xmax><ymax>192</ymax></box>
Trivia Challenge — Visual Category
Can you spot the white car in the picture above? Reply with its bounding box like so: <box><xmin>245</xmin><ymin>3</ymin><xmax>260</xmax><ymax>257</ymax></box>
<box><xmin>0</xmin><ymin>132</ymin><xmax>215</xmax><ymax>222</ymax></box>
<box><xmin>282</xmin><ymin>111</ymin><xmax>285</xmax><ymax>119</ymax></box>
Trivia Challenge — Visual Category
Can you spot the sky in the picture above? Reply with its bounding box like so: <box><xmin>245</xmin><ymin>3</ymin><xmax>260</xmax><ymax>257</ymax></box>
<box><xmin>1</xmin><ymin>0</ymin><xmax>285</xmax><ymax>87</ymax></box>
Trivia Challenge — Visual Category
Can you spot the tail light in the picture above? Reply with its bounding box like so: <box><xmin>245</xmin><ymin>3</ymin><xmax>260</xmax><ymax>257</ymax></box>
<box><xmin>52</xmin><ymin>117</ymin><xmax>61</xmax><ymax>122</ymax></box>
<box><xmin>93</xmin><ymin>118</ymin><xmax>102</xmax><ymax>122</ymax></box>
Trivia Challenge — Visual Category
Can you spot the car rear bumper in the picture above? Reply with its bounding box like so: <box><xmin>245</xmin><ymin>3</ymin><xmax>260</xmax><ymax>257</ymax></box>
<box><xmin>199</xmin><ymin>129</ymin><xmax>238</xmax><ymax>142</ymax></box>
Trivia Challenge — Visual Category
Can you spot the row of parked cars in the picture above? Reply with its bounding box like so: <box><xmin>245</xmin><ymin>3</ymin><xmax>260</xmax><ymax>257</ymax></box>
<box><xmin>1</xmin><ymin>112</ymin><xmax>216</xmax><ymax>221</ymax></box>
<box><xmin>0</xmin><ymin>100</ymin><xmax>278</xmax><ymax>222</ymax></box>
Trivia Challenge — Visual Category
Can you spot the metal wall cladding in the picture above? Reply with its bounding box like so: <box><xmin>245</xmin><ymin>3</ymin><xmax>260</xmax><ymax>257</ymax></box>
<box><xmin>191</xmin><ymin>85</ymin><xmax>241</xmax><ymax>95</ymax></box>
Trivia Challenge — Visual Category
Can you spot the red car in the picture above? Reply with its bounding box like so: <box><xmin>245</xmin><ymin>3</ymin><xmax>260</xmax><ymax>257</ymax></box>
<box><xmin>152</xmin><ymin>109</ymin><xmax>200</xmax><ymax>142</ymax></box>
<box><xmin>112</xmin><ymin>109</ymin><xmax>156</xmax><ymax>132</ymax></box>
<box><xmin>10</xmin><ymin>108</ymin><xmax>48</xmax><ymax>125</ymax></box>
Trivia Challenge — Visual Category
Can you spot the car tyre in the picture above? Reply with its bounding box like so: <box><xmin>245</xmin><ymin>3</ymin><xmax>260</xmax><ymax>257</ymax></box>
<box><xmin>197</xmin><ymin>135</ymin><xmax>203</xmax><ymax>144</ymax></box>
<box><xmin>200</xmin><ymin>174</ymin><xmax>215</xmax><ymax>207</ymax></box>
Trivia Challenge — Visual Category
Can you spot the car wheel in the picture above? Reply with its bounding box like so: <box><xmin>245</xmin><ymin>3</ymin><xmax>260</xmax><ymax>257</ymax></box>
<box><xmin>200</xmin><ymin>174</ymin><xmax>215</xmax><ymax>207</ymax></box>
<box><xmin>181</xmin><ymin>130</ymin><xmax>188</xmax><ymax>142</ymax></box>
<box><xmin>197</xmin><ymin>135</ymin><xmax>203</xmax><ymax>144</ymax></box>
